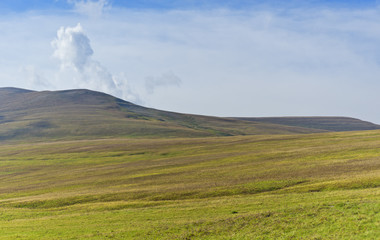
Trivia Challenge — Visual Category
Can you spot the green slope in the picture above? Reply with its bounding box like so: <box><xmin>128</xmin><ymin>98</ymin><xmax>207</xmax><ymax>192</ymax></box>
<box><xmin>0</xmin><ymin>131</ymin><xmax>378</xmax><ymax>239</ymax></box>
<box><xmin>0</xmin><ymin>87</ymin><xmax>323</xmax><ymax>141</ymax></box>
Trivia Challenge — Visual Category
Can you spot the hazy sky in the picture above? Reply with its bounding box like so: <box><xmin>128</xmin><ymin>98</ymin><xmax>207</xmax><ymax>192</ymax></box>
<box><xmin>1</xmin><ymin>1</ymin><xmax>380</xmax><ymax>123</ymax></box>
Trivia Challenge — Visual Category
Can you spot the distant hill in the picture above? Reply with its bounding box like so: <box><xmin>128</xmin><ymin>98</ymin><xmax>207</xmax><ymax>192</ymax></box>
<box><xmin>0</xmin><ymin>87</ymin><xmax>378</xmax><ymax>141</ymax></box>
<box><xmin>235</xmin><ymin>117</ymin><xmax>380</xmax><ymax>132</ymax></box>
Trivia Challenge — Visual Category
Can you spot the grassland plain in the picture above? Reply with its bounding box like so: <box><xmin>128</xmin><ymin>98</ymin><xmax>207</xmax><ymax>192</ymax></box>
<box><xmin>0</xmin><ymin>131</ymin><xmax>379</xmax><ymax>239</ymax></box>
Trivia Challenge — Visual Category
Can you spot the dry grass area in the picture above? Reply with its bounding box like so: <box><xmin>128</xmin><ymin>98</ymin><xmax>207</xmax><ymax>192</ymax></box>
<box><xmin>0</xmin><ymin>130</ymin><xmax>379</xmax><ymax>239</ymax></box>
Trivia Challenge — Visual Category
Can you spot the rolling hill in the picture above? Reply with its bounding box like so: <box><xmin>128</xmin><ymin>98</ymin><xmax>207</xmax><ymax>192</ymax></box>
<box><xmin>0</xmin><ymin>87</ymin><xmax>378</xmax><ymax>141</ymax></box>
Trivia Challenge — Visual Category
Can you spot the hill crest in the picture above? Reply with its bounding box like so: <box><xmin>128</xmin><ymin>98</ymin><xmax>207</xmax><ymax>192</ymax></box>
<box><xmin>0</xmin><ymin>87</ymin><xmax>378</xmax><ymax>141</ymax></box>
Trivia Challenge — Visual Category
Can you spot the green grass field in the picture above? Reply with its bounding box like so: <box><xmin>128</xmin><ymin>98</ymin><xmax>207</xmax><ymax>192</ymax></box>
<box><xmin>0</xmin><ymin>130</ymin><xmax>379</xmax><ymax>239</ymax></box>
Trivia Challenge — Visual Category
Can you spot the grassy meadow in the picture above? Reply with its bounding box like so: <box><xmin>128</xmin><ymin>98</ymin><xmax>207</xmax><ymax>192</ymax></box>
<box><xmin>0</xmin><ymin>130</ymin><xmax>379</xmax><ymax>239</ymax></box>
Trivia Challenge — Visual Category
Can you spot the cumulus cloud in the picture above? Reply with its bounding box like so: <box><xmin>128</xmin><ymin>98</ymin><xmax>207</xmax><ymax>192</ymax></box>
<box><xmin>51</xmin><ymin>23</ymin><xmax>140</xmax><ymax>103</ymax></box>
<box><xmin>145</xmin><ymin>72</ymin><xmax>182</xmax><ymax>94</ymax></box>
<box><xmin>52</xmin><ymin>23</ymin><xmax>93</xmax><ymax>71</ymax></box>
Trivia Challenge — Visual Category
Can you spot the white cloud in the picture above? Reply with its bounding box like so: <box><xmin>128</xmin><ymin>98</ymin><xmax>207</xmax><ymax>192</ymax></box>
<box><xmin>51</xmin><ymin>23</ymin><xmax>140</xmax><ymax>102</ymax></box>
<box><xmin>52</xmin><ymin>23</ymin><xmax>93</xmax><ymax>71</ymax></box>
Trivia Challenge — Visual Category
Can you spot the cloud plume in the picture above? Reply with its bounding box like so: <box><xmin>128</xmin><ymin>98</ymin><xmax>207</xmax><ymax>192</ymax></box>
<box><xmin>52</xmin><ymin>23</ymin><xmax>93</xmax><ymax>71</ymax></box>
<box><xmin>51</xmin><ymin>23</ymin><xmax>140</xmax><ymax>103</ymax></box>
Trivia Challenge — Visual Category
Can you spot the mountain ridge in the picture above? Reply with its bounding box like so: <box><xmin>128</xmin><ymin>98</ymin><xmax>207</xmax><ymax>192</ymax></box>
<box><xmin>0</xmin><ymin>87</ymin><xmax>378</xmax><ymax>141</ymax></box>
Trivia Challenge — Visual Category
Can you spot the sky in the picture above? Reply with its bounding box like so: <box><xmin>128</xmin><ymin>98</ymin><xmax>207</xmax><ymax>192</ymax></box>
<box><xmin>1</xmin><ymin>1</ymin><xmax>380</xmax><ymax>123</ymax></box>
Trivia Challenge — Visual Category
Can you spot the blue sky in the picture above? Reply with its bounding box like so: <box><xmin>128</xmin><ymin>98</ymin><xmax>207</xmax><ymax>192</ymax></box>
<box><xmin>1</xmin><ymin>0</ymin><xmax>380</xmax><ymax>123</ymax></box>
<box><xmin>0</xmin><ymin>0</ymin><xmax>378</xmax><ymax>11</ymax></box>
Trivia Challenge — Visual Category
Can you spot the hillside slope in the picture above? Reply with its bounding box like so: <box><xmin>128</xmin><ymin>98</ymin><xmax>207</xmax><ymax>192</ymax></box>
<box><xmin>0</xmin><ymin>87</ymin><xmax>322</xmax><ymax>141</ymax></box>
<box><xmin>0</xmin><ymin>87</ymin><xmax>378</xmax><ymax>141</ymax></box>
